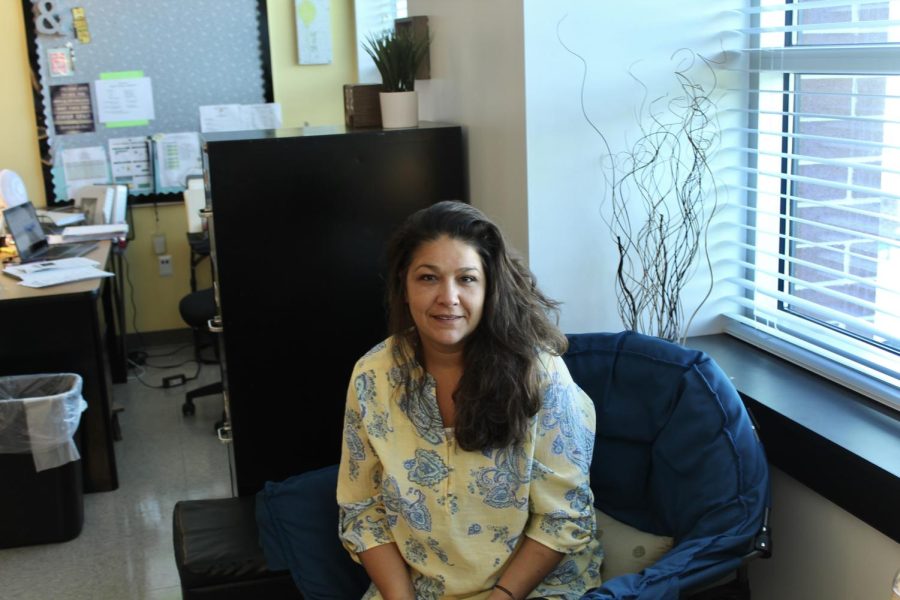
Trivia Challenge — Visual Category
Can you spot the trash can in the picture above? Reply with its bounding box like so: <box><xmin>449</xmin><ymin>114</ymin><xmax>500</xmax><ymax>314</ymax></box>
<box><xmin>0</xmin><ymin>373</ymin><xmax>87</xmax><ymax>548</ymax></box>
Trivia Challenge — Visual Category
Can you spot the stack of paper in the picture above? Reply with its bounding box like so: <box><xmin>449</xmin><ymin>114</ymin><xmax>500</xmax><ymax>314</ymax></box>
<box><xmin>36</xmin><ymin>209</ymin><xmax>86</xmax><ymax>227</ymax></box>
<box><xmin>59</xmin><ymin>223</ymin><xmax>129</xmax><ymax>242</ymax></box>
<box><xmin>3</xmin><ymin>257</ymin><xmax>113</xmax><ymax>288</ymax></box>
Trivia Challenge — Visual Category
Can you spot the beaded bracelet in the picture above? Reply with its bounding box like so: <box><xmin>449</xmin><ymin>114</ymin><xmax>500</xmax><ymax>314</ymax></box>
<box><xmin>494</xmin><ymin>583</ymin><xmax>517</xmax><ymax>600</ymax></box>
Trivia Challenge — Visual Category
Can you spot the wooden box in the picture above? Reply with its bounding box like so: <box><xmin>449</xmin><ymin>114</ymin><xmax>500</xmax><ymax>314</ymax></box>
<box><xmin>343</xmin><ymin>84</ymin><xmax>382</xmax><ymax>128</ymax></box>
<box><xmin>395</xmin><ymin>16</ymin><xmax>431</xmax><ymax>80</ymax></box>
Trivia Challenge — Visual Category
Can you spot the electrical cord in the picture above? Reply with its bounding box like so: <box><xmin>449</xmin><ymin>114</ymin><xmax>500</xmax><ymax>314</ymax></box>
<box><xmin>124</xmin><ymin>203</ymin><xmax>135</xmax><ymax>242</ymax></box>
<box><xmin>144</xmin><ymin>357</ymin><xmax>202</xmax><ymax>375</ymax></box>
<box><xmin>127</xmin><ymin>359</ymin><xmax>165</xmax><ymax>389</ymax></box>
<box><xmin>121</xmin><ymin>250</ymin><xmax>149</xmax><ymax>352</ymax></box>
<box><xmin>143</xmin><ymin>342</ymin><xmax>195</xmax><ymax>361</ymax></box>
<box><xmin>126</xmin><ymin>357</ymin><xmax>203</xmax><ymax>389</ymax></box>
<box><xmin>120</xmin><ymin>226</ymin><xmax>210</xmax><ymax>378</ymax></box>
<box><xmin>129</xmin><ymin>344</ymin><xmax>197</xmax><ymax>366</ymax></box>
<box><xmin>130</xmin><ymin>347</ymin><xmax>203</xmax><ymax>377</ymax></box>
<box><xmin>122</xmin><ymin>245</ymin><xmax>202</xmax><ymax>365</ymax></box>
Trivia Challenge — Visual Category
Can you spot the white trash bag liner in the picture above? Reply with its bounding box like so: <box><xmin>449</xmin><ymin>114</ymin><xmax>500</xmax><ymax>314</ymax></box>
<box><xmin>0</xmin><ymin>374</ymin><xmax>87</xmax><ymax>472</ymax></box>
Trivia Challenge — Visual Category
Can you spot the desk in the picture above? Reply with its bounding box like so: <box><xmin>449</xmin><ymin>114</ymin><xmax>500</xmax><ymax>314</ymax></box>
<box><xmin>106</xmin><ymin>243</ymin><xmax>128</xmax><ymax>384</ymax></box>
<box><xmin>0</xmin><ymin>242</ymin><xmax>121</xmax><ymax>492</ymax></box>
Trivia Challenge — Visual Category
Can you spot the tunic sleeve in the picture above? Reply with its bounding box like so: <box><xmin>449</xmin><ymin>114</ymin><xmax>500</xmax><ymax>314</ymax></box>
<box><xmin>337</xmin><ymin>361</ymin><xmax>395</xmax><ymax>560</ymax></box>
<box><xmin>524</xmin><ymin>355</ymin><xmax>597</xmax><ymax>554</ymax></box>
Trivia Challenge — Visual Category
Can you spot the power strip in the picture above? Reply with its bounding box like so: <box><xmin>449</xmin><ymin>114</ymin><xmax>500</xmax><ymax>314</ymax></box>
<box><xmin>162</xmin><ymin>374</ymin><xmax>186</xmax><ymax>388</ymax></box>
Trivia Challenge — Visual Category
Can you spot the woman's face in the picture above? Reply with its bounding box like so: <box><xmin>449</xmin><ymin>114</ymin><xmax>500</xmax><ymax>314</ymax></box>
<box><xmin>405</xmin><ymin>235</ymin><xmax>486</xmax><ymax>362</ymax></box>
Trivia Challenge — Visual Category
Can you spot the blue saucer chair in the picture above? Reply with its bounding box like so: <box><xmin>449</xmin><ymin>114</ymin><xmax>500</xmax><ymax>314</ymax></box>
<box><xmin>256</xmin><ymin>331</ymin><xmax>771</xmax><ymax>600</ymax></box>
<box><xmin>563</xmin><ymin>331</ymin><xmax>771</xmax><ymax>599</ymax></box>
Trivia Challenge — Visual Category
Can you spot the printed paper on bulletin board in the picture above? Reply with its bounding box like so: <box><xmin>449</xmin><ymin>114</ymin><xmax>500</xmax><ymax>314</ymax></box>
<box><xmin>50</xmin><ymin>83</ymin><xmax>95</xmax><ymax>134</ymax></box>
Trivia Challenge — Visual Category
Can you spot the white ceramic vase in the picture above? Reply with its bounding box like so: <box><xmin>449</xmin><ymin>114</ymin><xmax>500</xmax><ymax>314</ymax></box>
<box><xmin>379</xmin><ymin>91</ymin><xmax>418</xmax><ymax>129</ymax></box>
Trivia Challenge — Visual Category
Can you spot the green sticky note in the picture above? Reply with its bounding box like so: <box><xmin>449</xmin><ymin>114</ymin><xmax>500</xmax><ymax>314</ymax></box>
<box><xmin>105</xmin><ymin>120</ymin><xmax>148</xmax><ymax>128</ymax></box>
<box><xmin>100</xmin><ymin>70</ymin><xmax>144</xmax><ymax>80</ymax></box>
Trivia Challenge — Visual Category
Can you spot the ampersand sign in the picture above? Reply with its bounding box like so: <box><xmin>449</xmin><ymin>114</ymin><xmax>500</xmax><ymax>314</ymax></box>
<box><xmin>35</xmin><ymin>1</ymin><xmax>63</xmax><ymax>36</ymax></box>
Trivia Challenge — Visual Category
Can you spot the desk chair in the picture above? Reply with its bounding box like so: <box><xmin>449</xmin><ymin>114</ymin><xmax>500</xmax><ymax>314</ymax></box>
<box><xmin>185</xmin><ymin>233</ymin><xmax>217</xmax><ymax>365</ymax></box>
<box><xmin>187</xmin><ymin>232</ymin><xmax>211</xmax><ymax>294</ymax></box>
<box><xmin>179</xmin><ymin>288</ymin><xmax>223</xmax><ymax>418</ymax></box>
<box><xmin>184</xmin><ymin>178</ymin><xmax>216</xmax><ymax>366</ymax></box>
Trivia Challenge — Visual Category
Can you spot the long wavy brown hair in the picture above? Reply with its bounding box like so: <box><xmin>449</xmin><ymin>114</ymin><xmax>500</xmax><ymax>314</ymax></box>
<box><xmin>385</xmin><ymin>201</ymin><xmax>567</xmax><ymax>451</ymax></box>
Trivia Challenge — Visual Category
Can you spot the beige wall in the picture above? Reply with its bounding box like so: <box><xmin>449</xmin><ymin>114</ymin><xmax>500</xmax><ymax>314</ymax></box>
<box><xmin>410</xmin><ymin>0</ymin><xmax>529</xmax><ymax>261</ymax></box>
<box><xmin>749</xmin><ymin>468</ymin><xmax>900</xmax><ymax>599</ymax></box>
<box><xmin>1</xmin><ymin>1</ymin><xmax>357</xmax><ymax>333</ymax></box>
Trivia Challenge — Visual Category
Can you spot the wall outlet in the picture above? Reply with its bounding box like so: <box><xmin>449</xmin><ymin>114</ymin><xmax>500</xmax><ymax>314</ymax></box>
<box><xmin>158</xmin><ymin>254</ymin><xmax>173</xmax><ymax>277</ymax></box>
<box><xmin>152</xmin><ymin>233</ymin><xmax>167</xmax><ymax>255</ymax></box>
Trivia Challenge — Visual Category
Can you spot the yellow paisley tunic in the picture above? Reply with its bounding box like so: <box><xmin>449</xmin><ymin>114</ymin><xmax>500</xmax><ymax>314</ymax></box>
<box><xmin>337</xmin><ymin>337</ymin><xmax>603</xmax><ymax>600</ymax></box>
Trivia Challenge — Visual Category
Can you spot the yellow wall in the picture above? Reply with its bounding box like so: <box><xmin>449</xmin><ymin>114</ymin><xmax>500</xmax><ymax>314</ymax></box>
<box><xmin>2</xmin><ymin>0</ymin><xmax>357</xmax><ymax>333</ymax></box>
<box><xmin>124</xmin><ymin>205</ymin><xmax>212</xmax><ymax>333</ymax></box>
<box><xmin>0</xmin><ymin>1</ymin><xmax>44</xmax><ymax>206</ymax></box>
<box><xmin>269</xmin><ymin>0</ymin><xmax>358</xmax><ymax>128</ymax></box>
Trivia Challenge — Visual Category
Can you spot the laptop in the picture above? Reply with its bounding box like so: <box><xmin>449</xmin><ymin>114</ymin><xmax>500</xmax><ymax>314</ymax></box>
<box><xmin>3</xmin><ymin>201</ymin><xmax>97</xmax><ymax>263</ymax></box>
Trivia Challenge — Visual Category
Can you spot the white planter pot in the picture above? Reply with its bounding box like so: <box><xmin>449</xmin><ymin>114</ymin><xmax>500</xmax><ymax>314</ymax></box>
<box><xmin>379</xmin><ymin>91</ymin><xmax>418</xmax><ymax>129</ymax></box>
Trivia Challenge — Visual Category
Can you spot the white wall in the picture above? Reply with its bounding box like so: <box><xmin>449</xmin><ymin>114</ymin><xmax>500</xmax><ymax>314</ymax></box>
<box><xmin>409</xmin><ymin>0</ymin><xmax>529</xmax><ymax>260</ymax></box>
<box><xmin>522</xmin><ymin>1</ymin><xmax>746</xmax><ymax>335</ymax></box>
<box><xmin>749</xmin><ymin>467</ymin><xmax>900</xmax><ymax>600</ymax></box>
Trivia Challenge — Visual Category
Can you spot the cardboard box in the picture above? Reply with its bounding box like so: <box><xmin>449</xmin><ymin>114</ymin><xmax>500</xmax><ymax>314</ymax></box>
<box><xmin>344</xmin><ymin>84</ymin><xmax>383</xmax><ymax>128</ymax></box>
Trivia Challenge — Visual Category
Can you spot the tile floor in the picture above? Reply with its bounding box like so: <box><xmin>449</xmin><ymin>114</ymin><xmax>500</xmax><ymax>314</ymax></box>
<box><xmin>0</xmin><ymin>345</ymin><xmax>231</xmax><ymax>600</ymax></box>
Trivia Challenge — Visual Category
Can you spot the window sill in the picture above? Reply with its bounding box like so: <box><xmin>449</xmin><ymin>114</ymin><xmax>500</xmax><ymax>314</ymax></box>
<box><xmin>687</xmin><ymin>333</ymin><xmax>900</xmax><ymax>544</ymax></box>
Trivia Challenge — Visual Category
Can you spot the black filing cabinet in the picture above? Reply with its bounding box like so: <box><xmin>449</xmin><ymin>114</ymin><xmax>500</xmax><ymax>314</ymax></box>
<box><xmin>202</xmin><ymin>123</ymin><xmax>465</xmax><ymax>496</ymax></box>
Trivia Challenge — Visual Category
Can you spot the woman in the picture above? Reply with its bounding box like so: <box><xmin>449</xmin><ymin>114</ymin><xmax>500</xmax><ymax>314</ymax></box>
<box><xmin>337</xmin><ymin>201</ymin><xmax>602</xmax><ymax>600</ymax></box>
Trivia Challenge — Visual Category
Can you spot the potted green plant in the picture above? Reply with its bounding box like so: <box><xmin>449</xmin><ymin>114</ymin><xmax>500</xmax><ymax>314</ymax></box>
<box><xmin>363</xmin><ymin>28</ymin><xmax>430</xmax><ymax>128</ymax></box>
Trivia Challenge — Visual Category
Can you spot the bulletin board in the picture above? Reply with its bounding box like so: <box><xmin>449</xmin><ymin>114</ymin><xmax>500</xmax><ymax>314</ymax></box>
<box><xmin>21</xmin><ymin>0</ymin><xmax>274</xmax><ymax>205</ymax></box>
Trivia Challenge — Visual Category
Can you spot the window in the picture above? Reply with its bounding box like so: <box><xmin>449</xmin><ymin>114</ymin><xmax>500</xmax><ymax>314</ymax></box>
<box><xmin>354</xmin><ymin>0</ymin><xmax>408</xmax><ymax>84</ymax></box>
<box><xmin>730</xmin><ymin>0</ymin><xmax>900</xmax><ymax>409</ymax></box>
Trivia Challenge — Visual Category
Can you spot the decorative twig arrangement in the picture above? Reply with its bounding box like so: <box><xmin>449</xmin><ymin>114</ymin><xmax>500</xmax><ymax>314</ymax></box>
<box><xmin>559</xmin><ymin>32</ymin><xmax>722</xmax><ymax>344</ymax></box>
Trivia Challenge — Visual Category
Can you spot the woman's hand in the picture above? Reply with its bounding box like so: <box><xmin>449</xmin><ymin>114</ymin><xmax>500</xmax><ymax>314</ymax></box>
<box><xmin>492</xmin><ymin>536</ymin><xmax>564</xmax><ymax>600</ymax></box>
<box><xmin>358</xmin><ymin>543</ymin><xmax>416</xmax><ymax>600</ymax></box>
<box><xmin>487</xmin><ymin>585</ymin><xmax>520</xmax><ymax>600</ymax></box>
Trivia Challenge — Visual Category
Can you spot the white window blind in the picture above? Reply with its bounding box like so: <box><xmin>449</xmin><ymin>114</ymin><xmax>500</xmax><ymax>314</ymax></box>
<box><xmin>354</xmin><ymin>0</ymin><xmax>408</xmax><ymax>84</ymax></box>
<box><xmin>727</xmin><ymin>0</ymin><xmax>900</xmax><ymax>409</ymax></box>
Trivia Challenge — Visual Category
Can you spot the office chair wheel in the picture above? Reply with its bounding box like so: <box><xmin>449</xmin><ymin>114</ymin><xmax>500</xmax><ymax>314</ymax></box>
<box><xmin>182</xmin><ymin>402</ymin><xmax>195</xmax><ymax>416</ymax></box>
<box><xmin>214</xmin><ymin>411</ymin><xmax>228</xmax><ymax>434</ymax></box>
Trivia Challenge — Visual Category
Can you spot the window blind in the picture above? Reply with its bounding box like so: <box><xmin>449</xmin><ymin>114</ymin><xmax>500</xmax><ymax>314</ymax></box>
<box><xmin>354</xmin><ymin>0</ymin><xmax>408</xmax><ymax>83</ymax></box>
<box><xmin>726</xmin><ymin>0</ymin><xmax>900</xmax><ymax>409</ymax></box>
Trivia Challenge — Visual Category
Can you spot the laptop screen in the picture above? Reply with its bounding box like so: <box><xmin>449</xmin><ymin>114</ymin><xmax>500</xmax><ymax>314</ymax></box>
<box><xmin>3</xmin><ymin>202</ymin><xmax>49</xmax><ymax>261</ymax></box>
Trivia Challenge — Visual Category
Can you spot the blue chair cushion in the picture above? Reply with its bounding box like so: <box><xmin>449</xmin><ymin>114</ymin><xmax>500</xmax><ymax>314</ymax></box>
<box><xmin>256</xmin><ymin>465</ymin><xmax>370</xmax><ymax>600</ymax></box>
<box><xmin>564</xmin><ymin>331</ymin><xmax>769</xmax><ymax>598</ymax></box>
